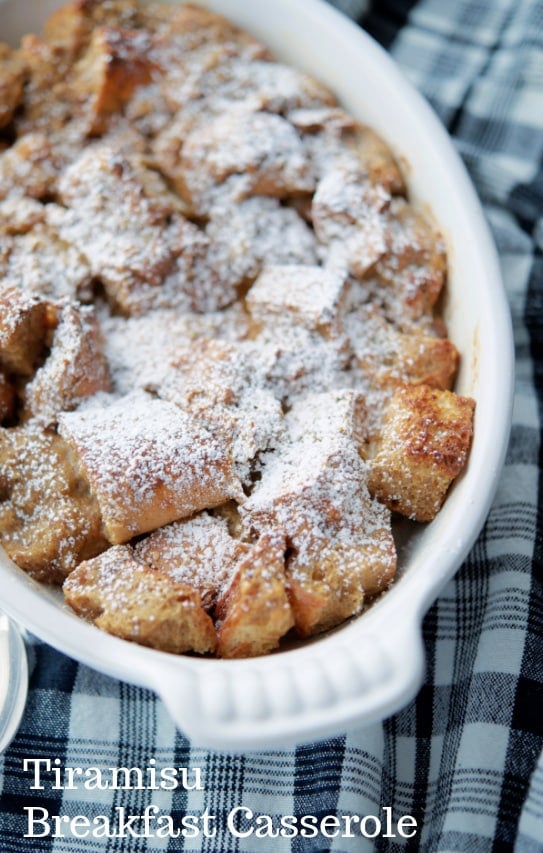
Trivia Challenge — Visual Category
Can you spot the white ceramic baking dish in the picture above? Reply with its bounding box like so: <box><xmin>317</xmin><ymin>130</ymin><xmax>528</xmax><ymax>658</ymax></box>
<box><xmin>0</xmin><ymin>0</ymin><xmax>514</xmax><ymax>750</ymax></box>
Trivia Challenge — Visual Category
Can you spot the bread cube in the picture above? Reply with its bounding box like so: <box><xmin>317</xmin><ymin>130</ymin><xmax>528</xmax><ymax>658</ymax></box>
<box><xmin>57</xmin><ymin>146</ymin><xmax>185</xmax><ymax>285</ymax></box>
<box><xmin>0</xmin><ymin>44</ymin><xmax>28</xmax><ymax>129</ymax></box>
<box><xmin>312</xmin><ymin>165</ymin><xmax>390</xmax><ymax>278</ymax></box>
<box><xmin>159</xmin><ymin>338</ymin><xmax>284</xmax><ymax>485</ymax></box>
<box><xmin>0</xmin><ymin>197</ymin><xmax>46</xmax><ymax>235</ymax></box>
<box><xmin>216</xmin><ymin>530</ymin><xmax>294</xmax><ymax>658</ymax></box>
<box><xmin>0</xmin><ymin>214</ymin><xmax>93</xmax><ymax>302</ymax></box>
<box><xmin>375</xmin><ymin>198</ymin><xmax>447</xmax><ymax>325</ymax></box>
<box><xmin>247</xmin><ymin>264</ymin><xmax>348</xmax><ymax>338</ymax></box>
<box><xmin>44</xmin><ymin>0</ymin><xmax>139</xmax><ymax>52</ymax></box>
<box><xmin>57</xmin><ymin>146</ymin><xmax>233</xmax><ymax>314</ymax></box>
<box><xmin>58</xmin><ymin>394</ymin><xmax>243</xmax><ymax>545</ymax></box>
<box><xmin>0</xmin><ymin>284</ymin><xmax>49</xmax><ymax>376</ymax></box>
<box><xmin>135</xmin><ymin>512</ymin><xmax>248</xmax><ymax>610</ymax></box>
<box><xmin>72</xmin><ymin>26</ymin><xmax>154</xmax><ymax>135</ymax></box>
<box><xmin>63</xmin><ymin>544</ymin><xmax>216</xmax><ymax>654</ymax></box>
<box><xmin>291</xmin><ymin>108</ymin><xmax>404</xmax><ymax>194</ymax></box>
<box><xmin>344</xmin><ymin>123</ymin><xmax>405</xmax><ymax>195</ymax></box>
<box><xmin>0</xmin><ymin>133</ymin><xmax>62</xmax><ymax>201</ymax></box>
<box><xmin>161</xmin><ymin>338</ymin><xmax>253</xmax><ymax>412</ymax></box>
<box><xmin>287</xmin><ymin>526</ymin><xmax>396</xmax><ymax>636</ymax></box>
<box><xmin>0</xmin><ymin>426</ymin><xmax>106</xmax><ymax>582</ymax></box>
<box><xmin>24</xmin><ymin>305</ymin><xmax>112</xmax><ymax>426</ymax></box>
<box><xmin>347</xmin><ymin>306</ymin><xmax>459</xmax><ymax>392</ymax></box>
<box><xmin>368</xmin><ymin>384</ymin><xmax>475</xmax><ymax>521</ymax></box>
<box><xmin>181</xmin><ymin>108</ymin><xmax>314</xmax><ymax>215</ymax></box>
<box><xmin>16</xmin><ymin>36</ymin><xmax>74</xmax><ymax>135</ymax></box>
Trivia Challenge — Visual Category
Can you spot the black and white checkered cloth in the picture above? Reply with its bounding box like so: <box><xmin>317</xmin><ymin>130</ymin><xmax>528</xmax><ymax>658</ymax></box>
<box><xmin>1</xmin><ymin>1</ymin><xmax>542</xmax><ymax>850</ymax></box>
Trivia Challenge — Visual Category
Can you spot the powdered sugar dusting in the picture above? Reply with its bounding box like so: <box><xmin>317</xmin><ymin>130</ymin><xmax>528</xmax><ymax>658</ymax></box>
<box><xmin>136</xmin><ymin>511</ymin><xmax>245</xmax><ymax>608</ymax></box>
<box><xmin>58</xmin><ymin>393</ymin><xmax>243</xmax><ymax>543</ymax></box>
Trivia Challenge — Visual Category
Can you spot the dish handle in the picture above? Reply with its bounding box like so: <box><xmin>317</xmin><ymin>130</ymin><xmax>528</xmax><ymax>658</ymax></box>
<box><xmin>155</xmin><ymin>608</ymin><xmax>427</xmax><ymax>751</ymax></box>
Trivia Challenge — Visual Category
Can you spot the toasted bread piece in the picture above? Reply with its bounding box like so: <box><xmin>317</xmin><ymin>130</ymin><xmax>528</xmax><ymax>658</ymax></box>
<box><xmin>72</xmin><ymin>26</ymin><xmax>154</xmax><ymax>135</ymax></box>
<box><xmin>291</xmin><ymin>108</ymin><xmax>404</xmax><ymax>195</ymax></box>
<box><xmin>0</xmin><ymin>425</ymin><xmax>106</xmax><ymax>582</ymax></box>
<box><xmin>368</xmin><ymin>384</ymin><xmax>475</xmax><ymax>521</ymax></box>
<box><xmin>202</xmin><ymin>197</ymin><xmax>318</xmax><ymax>295</ymax></box>
<box><xmin>162</xmin><ymin>338</ymin><xmax>253</xmax><ymax>412</ymax></box>
<box><xmin>0</xmin><ymin>284</ymin><xmax>49</xmax><ymax>377</ymax></box>
<box><xmin>344</xmin><ymin>123</ymin><xmax>405</xmax><ymax>195</ymax></box>
<box><xmin>287</xmin><ymin>527</ymin><xmax>396</xmax><ymax>636</ymax></box>
<box><xmin>152</xmin><ymin>52</ymin><xmax>334</xmax><ymax>167</ymax></box>
<box><xmin>64</xmin><ymin>544</ymin><xmax>216</xmax><ymax>654</ymax></box>
<box><xmin>0</xmin><ymin>133</ymin><xmax>63</xmax><ymax>202</ymax></box>
<box><xmin>181</xmin><ymin>109</ymin><xmax>314</xmax><ymax>215</ymax></box>
<box><xmin>0</xmin><ymin>212</ymin><xmax>92</xmax><ymax>302</ymax></box>
<box><xmin>375</xmin><ymin>198</ymin><xmax>447</xmax><ymax>326</ymax></box>
<box><xmin>216</xmin><ymin>530</ymin><xmax>294</xmax><ymax>658</ymax></box>
<box><xmin>24</xmin><ymin>305</ymin><xmax>112</xmax><ymax>426</ymax></box>
<box><xmin>0</xmin><ymin>197</ymin><xmax>46</xmax><ymax>235</ymax></box>
<box><xmin>246</xmin><ymin>265</ymin><xmax>348</xmax><ymax>339</ymax></box>
<box><xmin>347</xmin><ymin>305</ymin><xmax>459</xmax><ymax>392</ymax></box>
<box><xmin>44</xmin><ymin>0</ymin><xmax>140</xmax><ymax>53</ymax></box>
<box><xmin>241</xmin><ymin>390</ymin><xmax>396</xmax><ymax>636</ymax></box>
<box><xmin>16</xmin><ymin>35</ymin><xmax>75</xmax><ymax>135</ymax></box>
<box><xmin>0</xmin><ymin>44</ymin><xmax>28</xmax><ymax>129</ymax></box>
<box><xmin>312</xmin><ymin>165</ymin><xmax>390</xmax><ymax>279</ymax></box>
<box><xmin>59</xmin><ymin>394</ymin><xmax>243</xmax><ymax>545</ymax></box>
<box><xmin>159</xmin><ymin>338</ymin><xmax>284</xmax><ymax>485</ymax></box>
<box><xmin>136</xmin><ymin>512</ymin><xmax>248</xmax><ymax>610</ymax></box>
<box><xmin>57</xmin><ymin>146</ymin><xmax>235</xmax><ymax>314</ymax></box>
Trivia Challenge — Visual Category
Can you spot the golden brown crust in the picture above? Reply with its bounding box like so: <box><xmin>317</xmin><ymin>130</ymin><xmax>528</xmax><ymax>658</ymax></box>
<box><xmin>0</xmin><ymin>133</ymin><xmax>65</xmax><ymax>202</ymax></box>
<box><xmin>23</xmin><ymin>304</ymin><xmax>112</xmax><ymax>426</ymax></box>
<box><xmin>216</xmin><ymin>531</ymin><xmax>294</xmax><ymax>658</ymax></box>
<box><xmin>367</xmin><ymin>384</ymin><xmax>476</xmax><ymax>521</ymax></box>
<box><xmin>64</xmin><ymin>544</ymin><xmax>216</xmax><ymax>654</ymax></box>
<box><xmin>345</xmin><ymin>123</ymin><xmax>406</xmax><ymax>195</ymax></box>
<box><xmin>348</xmin><ymin>305</ymin><xmax>459</xmax><ymax>392</ymax></box>
<box><xmin>375</xmin><ymin>198</ymin><xmax>447</xmax><ymax>326</ymax></box>
<box><xmin>72</xmin><ymin>26</ymin><xmax>155</xmax><ymax>135</ymax></box>
<box><xmin>0</xmin><ymin>426</ymin><xmax>107</xmax><ymax>582</ymax></box>
<box><xmin>0</xmin><ymin>284</ymin><xmax>49</xmax><ymax>377</ymax></box>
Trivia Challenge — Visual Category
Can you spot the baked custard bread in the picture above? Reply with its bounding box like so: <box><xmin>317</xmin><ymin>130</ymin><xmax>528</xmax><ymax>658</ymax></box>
<box><xmin>0</xmin><ymin>0</ymin><xmax>475</xmax><ymax>658</ymax></box>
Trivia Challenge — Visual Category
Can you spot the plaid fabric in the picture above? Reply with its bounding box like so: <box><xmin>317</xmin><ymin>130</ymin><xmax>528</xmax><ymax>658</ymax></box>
<box><xmin>1</xmin><ymin>0</ymin><xmax>543</xmax><ymax>850</ymax></box>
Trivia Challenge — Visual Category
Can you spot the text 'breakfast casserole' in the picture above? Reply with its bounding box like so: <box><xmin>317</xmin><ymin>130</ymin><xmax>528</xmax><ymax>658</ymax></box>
<box><xmin>0</xmin><ymin>0</ymin><xmax>474</xmax><ymax>659</ymax></box>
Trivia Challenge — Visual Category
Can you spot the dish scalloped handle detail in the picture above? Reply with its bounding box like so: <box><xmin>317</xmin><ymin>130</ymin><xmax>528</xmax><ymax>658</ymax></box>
<box><xmin>156</xmin><ymin>612</ymin><xmax>426</xmax><ymax>750</ymax></box>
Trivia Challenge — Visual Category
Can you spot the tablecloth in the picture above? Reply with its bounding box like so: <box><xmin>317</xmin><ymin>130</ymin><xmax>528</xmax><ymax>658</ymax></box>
<box><xmin>1</xmin><ymin>0</ymin><xmax>542</xmax><ymax>850</ymax></box>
